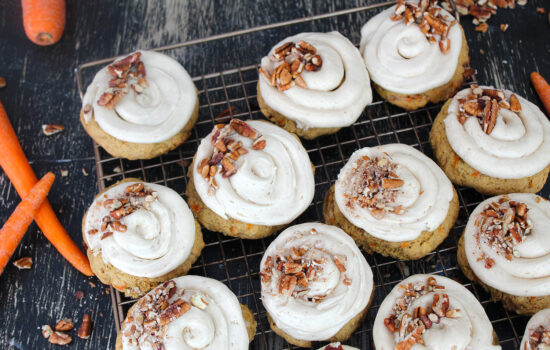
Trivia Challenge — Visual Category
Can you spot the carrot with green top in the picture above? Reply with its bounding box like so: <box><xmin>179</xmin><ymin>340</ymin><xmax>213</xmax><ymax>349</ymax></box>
<box><xmin>0</xmin><ymin>101</ymin><xmax>92</xmax><ymax>276</ymax></box>
<box><xmin>531</xmin><ymin>72</ymin><xmax>550</xmax><ymax>115</ymax></box>
<box><xmin>0</xmin><ymin>172</ymin><xmax>55</xmax><ymax>275</ymax></box>
<box><xmin>21</xmin><ymin>0</ymin><xmax>65</xmax><ymax>46</ymax></box>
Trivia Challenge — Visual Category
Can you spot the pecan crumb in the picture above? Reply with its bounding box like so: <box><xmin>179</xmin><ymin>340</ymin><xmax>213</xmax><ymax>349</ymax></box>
<box><xmin>13</xmin><ymin>256</ymin><xmax>32</xmax><ymax>270</ymax></box>
<box><xmin>500</xmin><ymin>23</ymin><xmax>509</xmax><ymax>32</ymax></box>
<box><xmin>48</xmin><ymin>331</ymin><xmax>72</xmax><ymax>346</ymax></box>
<box><xmin>42</xmin><ymin>124</ymin><xmax>65</xmax><ymax>136</ymax></box>
<box><xmin>536</xmin><ymin>7</ymin><xmax>546</xmax><ymax>14</ymax></box>
<box><xmin>77</xmin><ymin>314</ymin><xmax>92</xmax><ymax>339</ymax></box>
<box><xmin>0</xmin><ymin>77</ymin><xmax>6</xmax><ymax>88</ymax></box>
<box><xmin>41</xmin><ymin>325</ymin><xmax>53</xmax><ymax>339</ymax></box>
<box><xmin>55</xmin><ymin>318</ymin><xmax>74</xmax><ymax>332</ymax></box>
<box><xmin>475</xmin><ymin>22</ymin><xmax>489</xmax><ymax>33</ymax></box>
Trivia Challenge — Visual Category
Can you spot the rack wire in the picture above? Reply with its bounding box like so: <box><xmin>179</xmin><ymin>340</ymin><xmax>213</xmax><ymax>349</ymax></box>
<box><xmin>76</xmin><ymin>1</ymin><xmax>529</xmax><ymax>349</ymax></box>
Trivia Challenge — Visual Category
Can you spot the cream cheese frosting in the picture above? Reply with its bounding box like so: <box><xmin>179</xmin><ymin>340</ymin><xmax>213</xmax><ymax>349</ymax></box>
<box><xmin>360</xmin><ymin>3</ymin><xmax>462</xmax><ymax>94</ymax></box>
<box><xmin>82</xmin><ymin>50</ymin><xmax>197</xmax><ymax>143</ymax></box>
<box><xmin>520</xmin><ymin>308</ymin><xmax>550</xmax><ymax>350</ymax></box>
<box><xmin>83</xmin><ymin>181</ymin><xmax>196</xmax><ymax>278</ymax></box>
<box><xmin>373</xmin><ymin>274</ymin><xmax>500</xmax><ymax>350</ymax></box>
<box><xmin>120</xmin><ymin>276</ymin><xmax>249</xmax><ymax>350</ymax></box>
<box><xmin>334</xmin><ymin>143</ymin><xmax>454</xmax><ymax>242</ymax></box>
<box><xmin>444</xmin><ymin>86</ymin><xmax>550</xmax><ymax>179</ymax></box>
<box><xmin>260</xmin><ymin>222</ymin><xmax>373</xmax><ymax>341</ymax></box>
<box><xmin>193</xmin><ymin>120</ymin><xmax>314</xmax><ymax>226</ymax></box>
<box><xmin>258</xmin><ymin>32</ymin><xmax>372</xmax><ymax>129</ymax></box>
<box><xmin>464</xmin><ymin>193</ymin><xmax>550</xmax><ymax>297</ymax></box>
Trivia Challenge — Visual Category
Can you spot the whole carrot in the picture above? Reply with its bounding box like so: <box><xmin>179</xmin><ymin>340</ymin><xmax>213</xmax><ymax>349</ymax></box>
<box><xmin>0</xmin><ymin>101</ymin><xmax>92</xmax><ymax>276</ymax></box>
<box><xmin>0</xmin><ymin>172</ymin><xmax>55</xmax><ymax>275</ymax></box>
<box><xmin>531</xmin><ymin>72</ymin><xmax>550</xmax><ymax>116</ymax></box>
<box><xmin>21</xmin><ymin>0</ymin><xmax>65</xmax><ymax>46</ymax></box>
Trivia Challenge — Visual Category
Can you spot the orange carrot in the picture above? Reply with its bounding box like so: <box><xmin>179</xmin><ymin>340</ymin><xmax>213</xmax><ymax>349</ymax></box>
<box><xmin>531</xmin><ymin>72</ymin><xmax>550</xmax><ymax>115</ymax></box>
<box><xmin>0</xmin><ymin>101</ymin><xmax>92</xmax><ymax>276</ymax></box>
<box><xmin>21</xmin><ymin>0</ymin><xmax>65</xmax><ymax>46</ymax></box>
<box><xmin>0</xmin><ymin>172</ymin><xmax>55</xmax><ymax>274</ymax></box>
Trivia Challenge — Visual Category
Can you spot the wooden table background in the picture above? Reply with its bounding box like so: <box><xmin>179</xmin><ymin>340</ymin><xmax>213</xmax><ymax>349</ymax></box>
<box><xmin>0</xmin><ymin>0</ymin><xmax>549</xmax><ymax>349</ymax></box>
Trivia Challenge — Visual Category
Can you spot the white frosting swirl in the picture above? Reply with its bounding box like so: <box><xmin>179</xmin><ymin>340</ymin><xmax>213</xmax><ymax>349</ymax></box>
<box><xmin>83</xmin><ymin>181</ymin><xmax>196</xmax><ymax>278</ymax></box>
<box><xmin>360</xmin><ymin>4</ymin><xmax>462</xmax><ymax>94</ymax></box>
<box><xmin>335</xmin><ymin>144</ymin><xmax>454</xmax><ymax>242</ymax></box>
<box><xmin>193</xmin><ymin>120</ymin><xmax>314</xmax><ymax>226</ymax></box>
<box><xmin>444</xmin><ymin>87</ymin><xmax>550</xmax><ymax>179</ymax></box>
<box><xmin>373</xmin><ymin>274</ymin><xmax>500</xmax><ymax>350</ymax></box>
<box><xmin>464</xmin><ymin>193</ymin><xmax>550</xmax><ymax>297</ymax></box>
<box><xmin>258</xmin><ymin>32</ymin><xmax>372</xmax><ymax>129</ymax></box>
<box><xmin>82</xmin><ymin>50</ymin><xmax>197</xmax><ymax>143</ymax></box>
<box><xmin>260</xmin><ymin>223</ymin><xmax>373</xmax><ymax>341</ymax></box>
<box><xmin>520</xmin><ymin>309</ymin><xmax>550</xmax><ymax>350</ymax></box>
<box><xmin>121</xmin><ymin>276</ymin><xmax>249</xmax><ymax>350</ymax></box>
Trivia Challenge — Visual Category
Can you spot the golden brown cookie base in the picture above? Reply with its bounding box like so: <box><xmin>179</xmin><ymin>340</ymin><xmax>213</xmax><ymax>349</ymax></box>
<box><xmin>457</xmin><ymin>234</ymin><xmax>550</xmax><ymax>315</ymax></box>
<box><xmin>115</xmin><ymin>303</ymin><xmax>257</xmax><ymax>349</ymax></box>
<box><xmin>82</xmin><ymin>178</ymin><xmax>205</xmax><ymax>298</ymax></box>
<box><xmin>80</xmin><ymin>94</ymin><xmax>199</xmax><ymax>160</ymax></box>
<box><xmin>267</xmin><ymin>284</ymin><xmax>374</xmax><ymax>348</ymax></box>
<box><xmin>257</xmin><ymin>83</ymin><xmax>343</xmax><ymax>139</ymax></box>
<box><xmin>323</xmin><ymin>185</ymin><xmax>459</xmax><ymax>260</ymax></box>
<box><xmin>373</xmin><ymin>26</ymin><xmax>470</xmax><ymax>111</ymax></box>
<box><xmin>185</xmin><ymin>163</ymin><xmax>285</xmax><ymax>239</ymax></box>
<box><xmin>430</xmin><ymin>100</ymin><xmax>550</xmax><ymax>195</ymax></box>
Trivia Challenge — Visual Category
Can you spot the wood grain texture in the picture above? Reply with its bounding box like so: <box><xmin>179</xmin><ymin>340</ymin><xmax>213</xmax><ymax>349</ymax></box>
<box><xmin>0</xmin><ymin>0</ymin><xmax>549</xmax><ymax>349</ymax></box>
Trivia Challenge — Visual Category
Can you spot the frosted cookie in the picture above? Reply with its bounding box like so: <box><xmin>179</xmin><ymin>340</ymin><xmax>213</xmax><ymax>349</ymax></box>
<box><xmin>317</xmin><ymin>343</ymin><xmax>359</xmax><ymax>350</ymax></box>
<box><xmin>115</xmin><ymin>276</ymin><xmax>256</xmax><ymax>350</ymax></box>
<box><xmin>186</xmin><ymin>119</ymin><xmax>314</xmax><ymax>239</ymax></box>
<box><xmin>430</xmin><ymin>85</ymin><xmax>550</xmax><ymax>195</ymax></box>
<box><xmin>360</xmin><ymin>0</ymin><xmax>470</xmax><ymax>110</ymax></box>
<box><xmin>257</xmin><ymin>32</ymin><xmax>372</xmax><ymax>139</ymax></box>
<box><xmin>260</xmin><ymin>223</ymin><xmax>374</xmax><ymax>348</ymax></box>
<box><xmin>324</xmin><ymin>143</ymin><xmax>459</xmax><ymax>260</ymax></box>
<box><xmin>81</xmin><ymin>51</ymin><xmax>199</xmax><ymax>160</ymax></box>
<box><xmin>457</xmin><ymin>194</ymin><xmax>550</xmax><ymax>315</ymax></box>
<box><xmin>82</xmin><ymin>179</ymin><xmax>204</xmax><ymax>298</ymax></box>
<box><xmin>521</xmin><ymin>309</ymin><xmax>550</xmax><ymax>350</ymax></box>
<box><xmin>374</xmin><ymin>274</ymin><xmax>501</xmax><ymax>350</ymax></box>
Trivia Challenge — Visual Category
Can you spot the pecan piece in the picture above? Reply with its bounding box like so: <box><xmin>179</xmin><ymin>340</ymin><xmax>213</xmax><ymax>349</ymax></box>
<box><xmin>273</xmin><ymin>42</ymin><xmax>294</xmax><ymax>60</ymax></box>
<box><xmin>49</xmin><ymin>331</ymin><xmax>72</xmax><ymax>346</ymax></box>
<box><xmin>42</xmin><ymin>124</ymin><xmax>65</xmax><ymax>136</ymax></box>
<box><xmin>230</xmin><ymin>119</ymin><xmax>257</xmax><ymax>139</ymax></box>
<box><xmin>221</xmin><ymin>158</ymin><xmax>237</xmax><ymax>178</ymax></box>
<box><xmin>382</xmin><ymin>178</ymin><xmax>404</xmax><ymax>189</ymax></box>
<box><xmin>77</xmin><ymin>314</ymin><xmax>92</xmax><ymax>339</ymax></box>
<box><xmin>55</xmin><ymin>319</ymin><xmax>74</xmax><ymax>331</ymax></box>
<box><xmin>13</xmin><ymin>256</ymin><xmax>32</xmax><ymax>270</ymax></box>
<box><xmin>509</xmin><ymin>94</ymin><xmax>522</xmax><ymax>112</ymax></box>
<box><xmin>252</xmin><ymin>136</ymin><xmax>266</xmax><ymax>150</ymax></box>
<box><xmin>158</xmin><ymin>299</ymin><xmax>191</xmax><ymax>326</ymax></box>
<box><xmin>41</xmin><ymin>325</ymin><xmax>54</xmax><ymax>339</ymax></box>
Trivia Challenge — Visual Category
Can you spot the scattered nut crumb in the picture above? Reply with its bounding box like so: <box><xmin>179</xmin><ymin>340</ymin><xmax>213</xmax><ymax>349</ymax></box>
<box><xmin>500</xmin><ymin>24</ymin><xmax>509</xmax><ymax>32</ymax></box>
<box><xmin>41</xmin><ymin>124</ymin><xmax>65</xmax><ymax>136</ymax></box>
<box><xmin>536</xmin><ymin>7</ymin><xmax>546</xmax><ymax>14</ymax></box>
<box><xmin>0</xmin><ymin>77</ymin><xmax>6</xmax><ymax>88</ymax></box>
<box><xmin>89</xmin><ymin>281</ymin><xmax>96</xmax><ymax>288</ymax></box>
<box><xmin>60</xmin><ymin>169</ymin><xmax>69</xmax><ymax>177</ymax></box>
<box><xmin>13</xmin><ymin>257</ymin><xmax>32</xmax><ymax>270</ymax></box>
<box><xmin>81</xmin><ymin>167</ymin><xmax>89</xmax><ymax>176</ymax></box>
<box><xmin>41</xmin><ymin>325</ymin><xmax>53</xmax><ymax>339</ymax></box>
<box><xmin>55</xmin><ymin>318</ymin><xmax>74</xmax><ymax>332</ymax></box>
<box><xmin>480</xmin><ymin>49</ymin><xmax>485</xmax><ymax>55</ymax></box>
<box><xmin>77</xmin><ymin>314</ymin><xmax>92</xmax><ymax>339</ymax></box>
<box><xmin>475</xmin><ymin>23</ymin><xmax>489</xmax><ymax>33</ymax></box>
<box><xmin>48</xmin><ymin>331</ymin><xmax>72</xmax><ymax>345</ymax></box>
<box><xmin>75</xmin><ymin>290</ymin><xmax>84</xmax><ymax>301</ymax></box>
<box><xmin>113</xmin><ymin>166</ymin><xmax>121</xmax><ymax>173</ymax></box>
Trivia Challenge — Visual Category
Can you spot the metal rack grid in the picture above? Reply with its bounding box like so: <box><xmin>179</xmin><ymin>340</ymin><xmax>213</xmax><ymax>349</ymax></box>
<box><xmin>76</xmin><ymin>2</ymin><xmax>530</xmax><ymax>349</ymax></box>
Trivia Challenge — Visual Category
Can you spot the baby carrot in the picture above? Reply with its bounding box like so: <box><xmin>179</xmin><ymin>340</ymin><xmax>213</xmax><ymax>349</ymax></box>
<box><xmin>0</xmin><ymin>172</ymin><xmax>54</xmax><ymax>275</ymax></box>
<box><xmin>0</xmin><ymin>101</ymin><xmax>92</xmax><ymax>276</ymax></box>
<box><xmin>21</xmin><ymin>0</ymin><xmax>65</xmax><ymax>46</ymax></box>
<box><xmin>531</xmin><ymin>72</ymin><xmax>550</xmax><ymax>115</ymax></box>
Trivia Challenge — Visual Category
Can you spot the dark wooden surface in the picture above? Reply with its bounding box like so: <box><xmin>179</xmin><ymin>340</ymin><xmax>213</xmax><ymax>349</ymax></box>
<box><xmin>0</xmin><ymin>1</ymin><xmax>549</xmax><ymax>349</ymax></box>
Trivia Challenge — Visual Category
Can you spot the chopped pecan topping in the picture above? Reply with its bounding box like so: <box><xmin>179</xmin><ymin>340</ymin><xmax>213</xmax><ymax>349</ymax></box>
<box><xmin>475</xmin><ymin>195</ymin><xmax>533</xmax><ymax>264</ymax></box>
<box><xmin>13</xmin><ymin>256</ymin><xmax>33</xmax><ymax>270</ymax></box>
<box><xmin>55</xmin><ymin>318</ymin><xmax>74</xmax><ymax>331</ymax></box>
<box><xmin>98</xmin><ymin>52</ymin><xmax>147</xmax><ymax>110</ymax></box>
<box><xmin>525</xmin><ymin>323</ymin><xmax>550</xmax><ymax>350</ymax></box>
<box><xmin>343</xmin><ymin>155</ymin><xmax>405</xmax><ymax>219</ymax></box>
<box><xmin>260</xmin><ymin>40</ymin><xmax>323</xmax><ymax>91</ymax></box>
<box><xmin>48</xmin><ymin>331</ymin><xmax>72</xmax><ymax>346</ymax></box>
<box><xmin>197</xmin><ymin>120</ymin><xmax>266</xmax><ymax>193</ymax></box>
<box><xmin>457</xmin><ymin>85</ymin><xmax>522</xmax><ymax>134</ymax></box>
<box><xmin>261</xmin><ymin>231</ymin><xmax>352</xmax><ymax>302</ymax></box>
<box><xmin>384</xmin><ymin>277</ymin><xmax>461</xmax><ymax>350</ymax></box>
<box><xmin>391</xmin><ymin>0</ymin><xmax>456</xmax><ymax>54</ymax></box>
<box><xmin>92</xmin><ymin>183</ymin><xmax>158</xmax><ymax>240</ymax></box>
<box><xmin>440</xmin><ymin>0</ymin><xmax>526</xmax><ymax>25</ymax></box>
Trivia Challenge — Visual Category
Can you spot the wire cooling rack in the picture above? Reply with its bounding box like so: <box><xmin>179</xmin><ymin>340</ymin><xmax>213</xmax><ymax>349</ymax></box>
<box><xmin>76</xmin><ymin>1</ymin><xmax>532</xmax><ymax>349</ymax></box>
